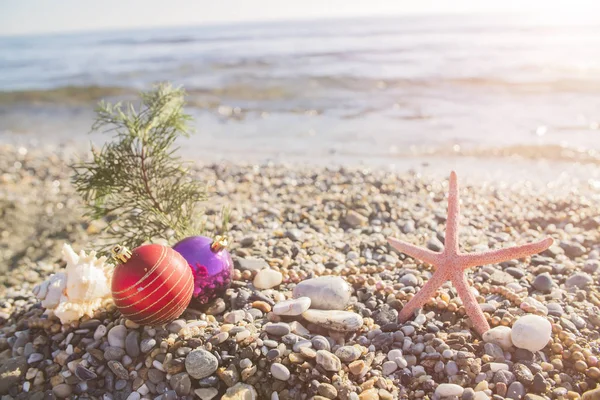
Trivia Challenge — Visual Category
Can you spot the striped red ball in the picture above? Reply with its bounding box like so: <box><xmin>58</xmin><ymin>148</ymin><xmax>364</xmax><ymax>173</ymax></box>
<box><xmin>111</xmin><ymin>244</ymin><xmax>193</xmax><ymax>325</ymax></box>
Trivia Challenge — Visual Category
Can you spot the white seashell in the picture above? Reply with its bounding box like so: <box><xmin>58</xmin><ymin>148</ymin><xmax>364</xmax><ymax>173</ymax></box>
<box><xmin>33</xmin><ymin>243</ymin><xmax>114</xmax><ymax>324</ymax></box>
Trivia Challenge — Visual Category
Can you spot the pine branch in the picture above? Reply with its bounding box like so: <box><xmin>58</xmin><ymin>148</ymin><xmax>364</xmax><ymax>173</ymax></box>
<box><xmin>71</xmin><ymin>83</ymin><xmax>208</xmax><ymax>252</ymax></box>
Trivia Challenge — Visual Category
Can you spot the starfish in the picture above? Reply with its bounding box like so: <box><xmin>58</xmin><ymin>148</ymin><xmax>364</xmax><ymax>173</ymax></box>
<box><xmin>387</xmin><ymin>171</ymin><xmax>553</xmax><ymax>335</ymax></box>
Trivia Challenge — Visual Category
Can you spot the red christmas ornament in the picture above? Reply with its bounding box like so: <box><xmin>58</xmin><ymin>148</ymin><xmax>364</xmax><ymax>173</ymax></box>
<box><xmin>110</xmin><ymin>243</ymin><xmax>194</xmax><ymax>325</ymax></box>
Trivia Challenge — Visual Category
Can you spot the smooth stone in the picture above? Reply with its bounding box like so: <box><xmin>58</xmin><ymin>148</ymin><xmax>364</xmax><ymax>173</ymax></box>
<box><xmin>195</xmin><ymin>387</ymin><xmax>219</xmax><ymax>400</ymax></box>
<box><xmin>522</xmin><ymin>297</ymin><xmax>548</xmax><ymax>315</ymax></box>
<box><xmin>126</xmin><ymin>393</ymin><xmax>141</xmax><ymax>400</ymax></box>
<box><xmin>513</xmin><ymin>363</ymin><xmax>534</xmax><ymax>385</ymax></box>
<box><xmin>264</xmin><ymin>322</ymin><xmax>291</xmax><ymax>336</ymax></box>
<box><xmin>316</xmin><ymin>350</ymin><xmax>342</xmax><ymax>372</ymax></box>
<box><xmin>75</xmin><ymin>365</ymin><xmax>97</xmax><ymax>381</ymax></box>
<box><xmin>345</xmin><ymin>210</ymin><xmax>368</xmax><ymax>227</ymax></box>
<box><xmin>507</xmin><ymin>382</ymin><xmax>526</xmax><ymax>400</ymax></box>
<box><xmin>27</xmin><ymin>353</ymin><xmax>44</xmax><ymax>364</ymax></box>
<box><xmin>532</xmin><ymin>273</ymin><xmax>554</xmax><ymax>292</ymax></box>
<box><xmin>52</xmin><ymin>383</ymin><xmax>73</xmax><ymax>398</ymax></box>
<box><xmin>399</xmin><ymin>273</ymin><xmax>418</xmax><ymax>287</ymax></box>
<box><xmin>482</xmin><ymin>326</ymin><xmax>513</xmax><ymax>351</ymax></box>
<box><xmin>273</xmin><ymin>297</ymin><xmax>311</xmax><ymax>316</ymax></box>
<box><xmin>270</xmin><ymin>363</ymin><xmax>291</xmax><ymax>380</ymax></box>
<box><xmin>104</xmin><ymin>346</ymin><xmax>126</xmax><ymax>361</ymax></box>
<box><xmin>335</xmin><ymin>346</ymin><xmax>362</xmax><ymax>362</ymax></box>
<box><xmin>547</xmin><ymin>303</ymin><xmax>564</xmax><ymax>317</ymax></box>
<box><xmin>221</xmin><ymin>383</ymin><xmax>258</xmax><ymax>400</ymax></box>
<box><xmin>292</xmin><ymin>276</ymin><xmax>351</xmax><ymax>310</ymax></box>
<box><xmin>94</xmin><ymin>325</ymin><xmax>107</xmax><ymax>340</ymax></box>
<box><xmin>253</xmin><ymin>269</ymin><xmax>283</xmax><ymax>289</ymax></box>
<box><xmin>489</xmin><ymin>363</ymin><xmax>509</xmax><ymax>372</ymax></box>
<box><xmin>125</xmin><ymin>331</ymin><xmax>140</xmax><ymax>358</ymax></box>
<box><xmin>302</xmin><ymin>310</ymin><xmax>363</xmax><ymax>332</ymax></box>
<box><xmin>435</xmin><ymin>383</ymin><xmax>464</xmax><ymax>397</ymax></box>
<box><xmin>140</xmin><ymin>338</ymin><xmax>156</xmax><ymax>353</ymax></box>
<box><xmin>0</xmin><ymin>356</ymin><xmax>27</xmax><ymax>394</ymax></box>
<box><xmin>311</xmin><ymin>336</ymin><xmax>331</xmax><ymax>351</ymax></box>
<box><xmin>511</xmin><ymin>315</ymin><xmax>551</xmax><ymax>352</ymax></box>
<box><xmin>170</xmin><ymin>372</ymin><xmax>192</xmax><ymax>396</ymax></box>
<box><xmin>565</xmin><ymin>272</ymin><xmax>593</xmax><ymax>288</ymax></box>
<box><xmin>236</xmin><ymin>258</ymin><xmax>268</xmax><ymax>272</ymax></box>
<box><xmin>107</xmin><ymin>325</ymin><xmax>127</xmax><ymax>348</ymax></box>
<box><xmin>382</xmin><ymin>360</ymin><xmax>398</xmax><ymax>375</ymax></box>
<box><xmin>185</xmin><ymin>349</ymin><xmax>218</xmax><ymax>379</ymax></box>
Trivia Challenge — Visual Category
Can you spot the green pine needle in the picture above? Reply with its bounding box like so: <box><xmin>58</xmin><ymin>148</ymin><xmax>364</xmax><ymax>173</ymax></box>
<box><xmin>71</xmin><ymin>83</ymin><xmax>208</xmax><ymax>252</ymax></box>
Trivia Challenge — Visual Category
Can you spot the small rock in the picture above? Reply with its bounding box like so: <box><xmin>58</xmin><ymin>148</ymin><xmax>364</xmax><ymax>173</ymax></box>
<box><xmin>565</xmin><ymin>272</ymin><xmax>593</xmax><ymax>289</ymax></box>
<box><xmin>104</xmin><ymin>346</ymin><xmax>126</xmax><ymax>361</ymax></box>
<box><xmin>427</xmin><ymin>236</ymin><xmax>444</xmax><ymax>252</ymax></box>
<box><xmin>345</xmin><ymin>210</ymin><xmax>368</xmax><ymax>227</ymax></box>
<box><xmin>52</xmin><ymin>383</ymin><xmax>73</xmax><ymax>398</ymax></box>
<box><xmin>270</xmin><ymin>363</ymin><xmax>290</xmax><ymax>380</ymax></box>
<box><xmin>236</xmin><ymin>258</ymin><xmax>268</xmax><ymax>272</ymax></box>
<box><xmin>435</xmin><ymin>383</ymin><xmax>464</xmax><ymax>397</ymax></box>
<box><xmin>273</xmin><ymin>297</ymin><xmax>311</xmax><ymax>316</ymax></box>
<box><xmin>302</xmin><ymin>309</ymin><xmax>363</xmax><ymax>332</ymax></box>
<box><xmin>125</xmin><ymin>331</ymin><xmax>140</xmax><ymax>358</ymax></box>
<box><xmin>221</xmin><ymin>383</ymin><xmax>257</xmax><ymax>400</ymax></box>
<box><xmin>264</xmin><ymin>322</ymin><xmax>291</xmax><ymax>336</ymax></box>
<box><xmin>532</xmin><ymin>273</ymin><xmax>554</xmax><ymax>292</ymax></box>
<box><xmin>482</xmin><ymin>326</ymin><xmax>513</xmax><ymax>351</ymax></box>
<box><xmin>253</xmin><ymin>269</ymin><xmax>283</xmax><ymax>289</ymax></box>
<box><xmin>107</xmin><ymin>325</ymin><xmax>127</xmax><ymax>348</ymax></box>
<box><xmin>140</xmin><ymin>338</ymin><xmax>156</xmax><ymax>353</ymax></box>
<box><xmin>170</xmin><ymin>372</ymin><xmax>192</xmax><ymax>396</ymax></box>
<box><xmin>186</xmin><ymin>349</ymin><xmax>218</xmax><ymax>379</ymax></box>
<box><xmin>107</xmin><ymin>361</ymin><xmax>129</xmax><ymax>380</ymax></box>
<box><xmin>335</xmin><ymin>346</ymin><xmax>362</xmax><ymax>362</ymax></box>
<box><xmin>318</xmin><ymin>383</ymin><xmax>338</xmax><ymax>399</ymax></box>
<box><xmin>316</xmin><ymin>350</ymin><xmax>342</xmax><ymax>372</ymax></box>
<box><xmin>511</xmin><ymin>315</ymin><xmax>551</xmax><ymax>352</ymax></box>
<box><xmin>382</xmin><ymin>361</ymin><xmax>398</xmax><ymax>375</ymax></box>
<box><xmin>293</xmin><ymin>276</ymin><xmax>351</xmax><ymax>310</ymax></box>
<box><xmin>195</xmin><ymin>387</ymin><xmax>219</xmax><ymax>400</ymax></box>
<box><xmin>506</xmin><ymin>382</ymin><xmax>526</xmax><ymax>400</ymax></box>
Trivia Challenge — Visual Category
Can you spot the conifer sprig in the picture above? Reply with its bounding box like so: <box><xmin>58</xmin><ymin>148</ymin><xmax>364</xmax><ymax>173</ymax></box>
<box><xmin>71</xmin><ymin>84</ymin><xmax>207</xmax><ymax>251</ymax></box>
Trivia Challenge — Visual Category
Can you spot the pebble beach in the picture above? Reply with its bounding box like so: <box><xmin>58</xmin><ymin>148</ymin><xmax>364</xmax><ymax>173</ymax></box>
<box><xmin>1</xmin><ymin>143</ymin><xmax>600</xmax><ymax>400</ymax></box>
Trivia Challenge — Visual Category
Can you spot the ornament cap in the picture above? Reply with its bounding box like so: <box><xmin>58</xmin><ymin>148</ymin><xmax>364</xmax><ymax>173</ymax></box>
<box><xmin>210</xmin><ymin>235</ymin><xmax>228</xmax><ymax>253</ymax></box>
<box><xmin>111</xmin><ymin>245</ymin><xmax>132</xmax><ymax>264</ymax></box>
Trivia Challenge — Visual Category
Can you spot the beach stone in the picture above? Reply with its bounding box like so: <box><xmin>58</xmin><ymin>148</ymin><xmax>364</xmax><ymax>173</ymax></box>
<box><xmin>221</xmin><ymin>383</ymin><xmax>257</xmax><ymax>400</ymax></box>
<box><xmin>532</xmin><ymin>273</ymin><xmax>554</xmax><ymax>292</ymax></box>
<box><xmin>316</xmin><ymin>350</ymin><xmax>342</xmax><ymax>372</ymax></box>
<box><xmin>435</xmin><ymin>383</ymin><xmax>464</xmax><ymax>397</ymax></box>
<box><xmin>170</xmin><ymin>372</ymin><xmax>192</xmax><ymax>396</ymax></box>
<box><xmin>583</xmin><ymin>260</ymin><xmax>600</xmax><ymax>274</ymax></box>
<box><xmin>27</xmin><ymin>353</ymin><xmax>43</xmax><ymax>364</ymax></box>
<box><xmin>126</xmin><ymin>393</ymin><xmax>141</xmax><ymax>400</ymax></box>
<box><xmin>140</xmin><ymin>338</ymin><xmax>156</xmax><ymax>353</ymax></box>
<box><xmin>195</xmin><ymin>387</ymin><xmax>219</xmax><ymax>400</ymax></box>
<box><xmin>482</xmin><ymin>326</ymin><xmax>513</xmax><ymax>351</ymax></box>
<box><xmin>302</xmin><ymin>309</ymin><xmax>363</xmax><ymax>332</ymax></box>
<box><xmin>104</xmin><ymin>346</ymin><xmax>126</xmax><ymax>361</ymax></box>
<box><xmin>399</xmin><ymin>273</ymin><xmax>418</xmax><ymax>287</ymax></box>
<box><xmin>582</xmin><ymin>387</ymin><xmax>600</xmax><ymax>400</ymax></box>
<box><xmin>345</xmin><ymin>210</ymin><xmax>368</xmax><ymax>227</ymax></box>
<box><xmin>273</xmin><ymin>297</ymin><xmax>311</xmax><ymax>316</ymax></box>
<box><xmin>292</xmin><ymin>276</ymin><xmax>351</xmax><ymax>310</ymax></box>
<box><xmin>107</xmin><ymin>361</ymin><xmax>129</xmax><ymax>380</ymax></box>
<box><xmin>52</xmin><ymin>383</ymin><xmax>73</xmax><ymax>398</ymax></box>
<box><xmin>427</xmin><ymin>236</ymin><xmax>444</xmax><ymax>252</ymax></box>
<box><xmin>311</xmin><ymin>336</ymin><xmax>331</xmax><ymax>351</ymax></box>
<box><xmin>382</xmin><ymin>360</ymin><xmax>398</xmax><ymax>375</ymax></box>
<box><xmin>168</xmin><ymin>319</ymin><xmax>186</xmax><ymax>334</ymax></box>
<box><xmin>186</xmin><ymin>349</ymin><xmax>218</xmax><ymax>379</ymax></box>
<box><xmin>148</xmin><ymin>369</ymin><xmax>166</xmax><ymax>384</ymax></box>
<box><xmin>94</xmin><ymin>324</ymin><xmax>107</xmax><ymax>340</ymax></box>
<box><xmin>236</xmin><ymin>258</ymin><xmax>268</xmax><ymax>272</ymax></box>
<box><xmin>522</xmin><ymin>296</ymin><xmax>548</xmax><ymax>315</ymax></box>
<box><xmin>565</xmin><ymin>272</ymin><xmax>593</xmax><ymax>288</ymax></box>
<box><xmin>335</xmin><ymin>346</ymin><xmax>362</xmax><ymax>362</ymax></box>
<box><xmin>531</xmin><ymin>373</ymin><xmax>550</xmax><ymax>393</ymax></box>
<box><xmin>270</xmin><ymin>363</ymin><xmax>290</xmax><ymax>380</ymax></box>
<box><xmin>560</xmin><ymin>242</ymin><xmax>586</xmax><ymax>258</ymax></box>
<box><xmin>547</xmin><ymin>303</ymin><xmax>564</xmax><ymax>317</ymax></box>
<box><xmin>506</xmin><ymin>382</ymin><xmax>526</xmax><ymax>400</ymax></box>
<box><xmin>125</xmin><ymin>331</ymin><xmax>140</xmax><ymax>358</ymax></box>
<box><xmin>253</xmin><ymin>269</ymin><xmax>283</xmax><ymax>289</ymax></box>
<box><xmin>264</xmin><ymin>322</ymin><xmax>291</xmax><ymax>336</ymax></box>
<box><xmin>513</xmin><ymin>364</ymin><xmax>534</xmax><ymax>385</ymax></box>
<box><xmin>511</xmin><ymin>315</ymin><xmax>551</xmax><ymax>352</ymax></box>
<box><xmin>318</xmin><ymin>383</ymin><xmax>338</xmax><ymax>399</ymax></box>
<box><xmin>107</xmin><ymin>325</ymin><xmax>127</xmax><ymax>348</ymax></box>
<box><xmin>0</xmin><ymin>356</ymin><xmax>27</xmax><ymax>395</ymax></box>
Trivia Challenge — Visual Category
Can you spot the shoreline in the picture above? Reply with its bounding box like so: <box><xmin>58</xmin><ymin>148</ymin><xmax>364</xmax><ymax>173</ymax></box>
<box><xmin>1</xmin><ymin>143</ymin><xmax>599</xmax><ymax>399</ymax></box>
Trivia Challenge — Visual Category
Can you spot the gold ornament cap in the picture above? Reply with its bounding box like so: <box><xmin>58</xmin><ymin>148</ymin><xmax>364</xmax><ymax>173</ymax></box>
<box><xmin>210</xmin><ymin>235</ymin><xmax>228</xmax><ymax>253</ymax></box>
<box><xmin>111</xmin><ymin>245</ymin><xmax>132</xmax><ymax>264</ymax></box>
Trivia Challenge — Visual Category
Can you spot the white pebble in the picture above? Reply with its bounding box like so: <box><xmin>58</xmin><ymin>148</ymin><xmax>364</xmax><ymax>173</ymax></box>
<box><xmin>511</xmin><ymin>314</ymin><xmax>551</xmax><ymax>352</ymax></box>
<box><xmin>152</xmin><ymin>360</ymin><xmax>165</xmax><ymax>372</ymax></box>
<box><xmin>435</xmin><ymin>383</ymin><xmax>464</xmax><ymax>397</ymax></box>
<box><xmin>382</xmin><ymin>360</ymin><xmax>398</xmax><ymax>375</ymax></box>
<box><xmin>253</xmin><ymin>269</ymin><xmax>283</xmax><ymax>289</ymax></box>
<box><xmin>482</xmin><ymin>326</ymin><xmax>513</xmax><ymax>351</ymax></box>
<box><xmin>107</xmin><ymin>325</ymin><xmax>127</xmax><ymax>348</ymax></box>
<box><xmin>94</xmin><ymin>325</ymin><xmax>107</xmax><ymax>340</ymax></box>
<box><xmin>273</xmin><ymin>297</ymin><xmax>311</xmax><ymax>316</ymax></box>
<box><xmin>292</xmin><ymin>276</ymin><xmax>351</xmax><ymax>310</ymax></box>
<box><xmin>270</xmin><ymin>363</ymin><xmax>291</xmax><ymax>380</ymax></box>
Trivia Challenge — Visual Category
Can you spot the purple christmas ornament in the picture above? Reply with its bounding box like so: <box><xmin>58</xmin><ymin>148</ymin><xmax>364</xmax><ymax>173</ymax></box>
<box><xmin>172</xmin><ymin>235</ymin><xmax>233</xmax><ymax>305</ymax></box>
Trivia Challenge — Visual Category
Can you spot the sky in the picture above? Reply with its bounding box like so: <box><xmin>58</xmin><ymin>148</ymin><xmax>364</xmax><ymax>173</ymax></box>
<box><xmin>0</xmin><ymin>0</ymin><xmax>598</xmax><ymax>36</ymax></box>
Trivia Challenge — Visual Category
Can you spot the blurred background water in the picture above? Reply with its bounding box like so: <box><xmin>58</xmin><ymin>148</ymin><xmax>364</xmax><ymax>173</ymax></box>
<box><xmin>1</xmin><ymin>14</ymin><xmax>600</xmax><ymax>172</ymax></box>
